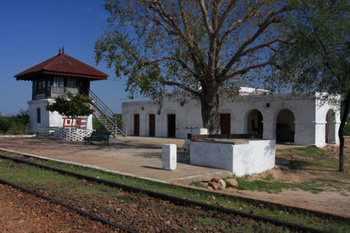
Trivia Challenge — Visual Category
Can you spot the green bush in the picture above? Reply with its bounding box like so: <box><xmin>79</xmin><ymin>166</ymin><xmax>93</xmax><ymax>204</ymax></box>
<box><xmin>343</xmin><ymin>120</ymin><xmax>350</xmax><ymax>136</ymax></box>
<box><xmin>92</xmin><ymin>118</ymin><xmax>109</xmax><ymax>132</ymax></box>
<box><xmin>0</xmin><ymin>110</ymin><xmax>30</xmax><ymax>135</ymax></box>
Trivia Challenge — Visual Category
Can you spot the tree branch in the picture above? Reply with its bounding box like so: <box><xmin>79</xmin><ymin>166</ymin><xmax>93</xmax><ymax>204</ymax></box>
<box><xmin>221</xmin><ymin>7</ymin><xmax>288</xmax><ymax>78</ymax></box>
<box><xmin>197</xmin><ymin>0</ymin><xmax>213</xmax><ymax>34</ymax></box>
<box><xmin>160</xmin><ymin>79</ymin><xmax>199</xmax><ymax>96</ymax></box>
<box><xmin>240</xmin><ymin>39</ymin><xmax>284</xmax><ymax>57</ymax></box>
<box><xmin>149</xmin><ymin>1</ymin><xmax>208</xmax><ymax>76</ymax></box>
<box><xmin>225</xmin><ymin>61</ymin><xmax>273</xmax><ymax>80</ymax></box>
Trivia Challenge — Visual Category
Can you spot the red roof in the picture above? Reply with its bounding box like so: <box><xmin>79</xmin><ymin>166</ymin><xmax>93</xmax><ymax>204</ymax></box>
<box><xmin>15</xmin><ymin>51</ymin><xmax>108</xmax><ymax>81</ymax></box>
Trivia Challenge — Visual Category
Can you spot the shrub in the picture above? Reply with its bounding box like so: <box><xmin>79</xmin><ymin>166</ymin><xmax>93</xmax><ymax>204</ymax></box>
<box><xmin>0</xmin><ymin>110</ymin><xmax>30</xmax><ymax>135</ymax></box>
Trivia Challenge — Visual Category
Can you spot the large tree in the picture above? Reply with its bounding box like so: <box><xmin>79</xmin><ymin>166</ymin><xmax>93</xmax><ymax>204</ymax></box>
<box><xmin>272</xmin><ymin>0</ymin><xmax>350</xmax><ymax>171</ymax></box>
<box><xmin>95</xmin><ymin>0</ymin><xmax>289</xmax><ymax>134</ymax></box>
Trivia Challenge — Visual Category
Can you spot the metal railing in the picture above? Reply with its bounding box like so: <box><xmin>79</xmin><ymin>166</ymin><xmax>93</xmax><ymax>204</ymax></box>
<box><xmin>80</xmin><ymin>89</ymin><xmax>127</xmax><ymax>137</ymax></box>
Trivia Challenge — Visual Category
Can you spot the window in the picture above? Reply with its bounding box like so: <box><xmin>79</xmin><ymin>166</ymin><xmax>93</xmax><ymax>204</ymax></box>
<box><xmin>42</xmin><ymin>79</ymin><xmax>46</xmax><ymax>90</ymax></box>
<box><xmin>36</xmin><ymin>108</ymin><xmax>41</xmax><ymax>124</ymax></box>
<box><xmin>38</xmin><ymin>80</ymin><xmax>42</xmax><ymax>90</ymax></box>
<box><xmin>67</xmin><ymin>78</ymin><xmax>77</xmax><ymax>88</ymax></box>
<box><xmin>47</xmin><ymin>79</ymin><xmax>51</xmax><ymax>92</ymax></box>
<box><xmin>53</xmin><ymin>77</ymin><xmax>64</xmax><ymax>88</ymax></box>
<box><xmin>33</xmin><ymin>80</ymin><xmax>37</xmax><ymax>94</ymax></box>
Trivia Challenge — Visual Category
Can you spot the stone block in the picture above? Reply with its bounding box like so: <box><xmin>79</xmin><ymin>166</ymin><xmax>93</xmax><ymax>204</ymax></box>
<box><xmin>162</xmin><ymin>144</ymin><xmax>177</xmax><ymax>171</ymax></box>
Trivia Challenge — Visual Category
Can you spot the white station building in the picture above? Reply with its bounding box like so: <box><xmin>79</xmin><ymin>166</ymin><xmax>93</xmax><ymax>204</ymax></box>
<box><xmin>122</xmin><ymin>87</ymin><xmax>341</xmax><ymax>148</ymax></box>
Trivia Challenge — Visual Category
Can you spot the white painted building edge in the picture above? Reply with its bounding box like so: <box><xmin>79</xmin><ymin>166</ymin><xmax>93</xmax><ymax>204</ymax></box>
<box><xmin>27</xmin><ymin>98</ymin><xmax>93</xmax><ymax>132</ymax></box>
<box><xmin>122</xmin><ymin>91</ymin><xmax>341</xmax><ymax>147</ymax></box>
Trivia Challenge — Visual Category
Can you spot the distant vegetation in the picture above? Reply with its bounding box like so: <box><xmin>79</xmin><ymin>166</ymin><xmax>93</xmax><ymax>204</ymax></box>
<box><xmin>92</xmin><ymin>117</ymin><xmax>109</xmax><ymax>132</ymax></box>
<box><xmin>92</xmin><ymin>114</ymin><xmax>122</xmax><ymax>133</ymax></box>
<box><xmin>344</xmin><ymin>120</ymin><xmax>350</xmax><ymax>136</ymax></box>
<box><xmin>0</xmin><ymin>110</ymin><xmax>30</xmax><ymax>135</ymax></box>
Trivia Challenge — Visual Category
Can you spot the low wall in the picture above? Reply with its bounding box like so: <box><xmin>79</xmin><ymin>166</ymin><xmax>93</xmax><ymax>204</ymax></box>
<box><xmin>54</xmin><ymin>128</ymin><xmax>93</xmax><ymax>141</ymax></box>
<box><xmin>190</xmin><ymin>139</ymin><xmax>275</xmax><ymax>177</ymax></box>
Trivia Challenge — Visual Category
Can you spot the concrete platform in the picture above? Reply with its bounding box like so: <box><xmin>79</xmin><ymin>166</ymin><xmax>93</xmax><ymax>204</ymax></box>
<box><xmin>0</xmin><ymin>136</ymin><xmax>234</xmax><ymax>185</ymax></box>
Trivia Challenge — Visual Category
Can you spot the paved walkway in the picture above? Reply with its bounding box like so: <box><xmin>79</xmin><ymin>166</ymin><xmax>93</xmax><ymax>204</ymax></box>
<box><xmin>2</xmin><ymin>136</ymin><xmax>350</xmax><ymax>218</ymax></box>
<box><xmin>0</xmin><ymin>136</ymin><xmax>235</xmax><ymax>185</ymax></box>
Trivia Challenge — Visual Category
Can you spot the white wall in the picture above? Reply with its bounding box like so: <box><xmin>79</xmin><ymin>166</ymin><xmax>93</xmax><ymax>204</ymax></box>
<box><xmin>28</xmin><ymin>99</ymin><xmax>93</xmax><ymax>132</ymax></box>
<box><xmin>190</xmin><ymin>139</ymin><xmax>276</xmax><ymax>177</ymax></box>
<box><xmin>122</xmin><ymin>92</ymin><xmax>341</xmax><ymax>147</ymax></box>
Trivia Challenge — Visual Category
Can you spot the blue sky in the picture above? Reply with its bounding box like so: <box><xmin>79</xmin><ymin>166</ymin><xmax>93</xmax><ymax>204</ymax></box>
<box><xmin>0</xmin><ymin>0</ymin><xmax>140</xmax><ymax>115</ymax></box>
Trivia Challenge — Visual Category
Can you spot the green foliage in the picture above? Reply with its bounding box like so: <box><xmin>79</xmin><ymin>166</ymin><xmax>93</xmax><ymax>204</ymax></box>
<box><xmin>46</xmin><ymin>92</ymin><xmax>94</xmax><ymax>119</ymax></box>
<box><xmin>343</xmin><ymin>120</ymin><xmax>350</xmax><ymax>136</ymax></box>
<box><xmin>0</xmin><ymin>110</ymin><xmax>29</xmax><ymax>135</ymax></box>
<box><xmin>92</xmin><ymin>118</ymin><xmax>109</xmax><ymax>132</ymax></box>
<box><xmin>272</xmin><ymin>0</ymin><xmax>350</xmax><ymax>171</ymax></box>
<box><xmin>272</xmin><ymin>0</ymin><xmax>350</xmax><ymax>95</ymax></box>
<box><xmin>95</xmin><ymin>0</ymin><xmax>289</xmax><ymax>133</ymax></box>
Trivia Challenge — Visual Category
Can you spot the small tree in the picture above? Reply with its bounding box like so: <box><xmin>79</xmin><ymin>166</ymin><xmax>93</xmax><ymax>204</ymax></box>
<box><xmin>272</xmin><ymin>0</ymin><xmax>350</xmax><ymax>171</ymax></box>
<box><xmin>46</xmin><ymin>92</ymin><xmax>94</xmax><ymax>126</ymax></box>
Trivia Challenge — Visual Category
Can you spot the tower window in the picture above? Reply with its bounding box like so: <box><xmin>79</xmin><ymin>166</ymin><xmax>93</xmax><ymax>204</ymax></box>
<box><xmin>67</xmin><ymin>78</ymin><xmax>77</xmax><ymax>88</ymax></box>
<box><xmin>36</xmin><ymin>108</ymin><xmax>41</xmax><ymax>124</ymax></box>
<box><xmin>53</xmin><ymin>77</ymin><xmax>64</xmax><ymax>88</ymax></box>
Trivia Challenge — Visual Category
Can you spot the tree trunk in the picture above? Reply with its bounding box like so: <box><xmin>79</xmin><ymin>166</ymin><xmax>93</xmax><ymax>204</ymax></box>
<box><xmin>200</xmin><ymin>86</ymin><xmax>221</xmax><ymax>134</ymax></box>
<box><xmin>338</xmin><ymin>92</ymin><xmax>350</xmax><ymax>172</ymax></box>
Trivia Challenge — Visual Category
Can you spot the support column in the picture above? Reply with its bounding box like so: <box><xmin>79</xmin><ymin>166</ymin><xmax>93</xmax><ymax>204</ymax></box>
<box><xmin>262</xmin><ymin>120</ymin><xmax>276</xmax><ymax>140</ymax></box>
<box><xmin>231</xmin><ymin>120</ymin><xmax>247</xmax><ymax>134</ymax></box>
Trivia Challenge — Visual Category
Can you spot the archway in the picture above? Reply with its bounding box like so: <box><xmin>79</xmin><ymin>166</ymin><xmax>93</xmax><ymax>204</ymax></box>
<box><xmin>276</xmin><ymin>109</ymin><xmax>295</xmax><ymax>143</ymax></box>
<box><xmin>326</xmin><ymin>109</ymin><xmax>336</xmax><ymax>143</ymax></box>
<box><xmin>167</xmin><ymin>114</ymin><xmax>176</xmax><ymax>138</ymax></box>
<box><xmin>247</xmin><ymin>109</ymin><xmax>263</xmax><ymax>138</ymax></box>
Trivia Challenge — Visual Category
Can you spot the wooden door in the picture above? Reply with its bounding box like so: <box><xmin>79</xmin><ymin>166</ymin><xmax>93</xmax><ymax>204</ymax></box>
<box><xmin>220</xmin><ymin>113</ymin><xmax>231</xmax><ymax>135</ymax></box>
<box><xmin>167</xmin><ymin>114</ymin><xmax>176</xmax><ymax>138</ymax></box>
<box><xmin>149</xmin><ymin>114</ymin><xmax>155</xmax><ymax>137</ymax></box>
<box><xmin>134</xmin><ymin>114</ymin><xmax>140</xmax><ymax>136</ymax></box>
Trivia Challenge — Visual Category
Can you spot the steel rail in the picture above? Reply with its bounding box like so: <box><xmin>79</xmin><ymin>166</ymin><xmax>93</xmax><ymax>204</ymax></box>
<box><xmin>0</xmin><ymin>177</ymin><xmax>138</xmax><ymax>233</ymax></box>
<box><xmin>0</xmin><ymin>153</ymin><xmax>336</xmax><ymax>233</ymax></box>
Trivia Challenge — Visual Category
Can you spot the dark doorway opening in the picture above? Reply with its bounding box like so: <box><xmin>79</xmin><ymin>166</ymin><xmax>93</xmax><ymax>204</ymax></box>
<box><xmin>167</xmin><ymin>114</ymin><xmax>176</xmax><ymax>138</ymax></box>
<box><xmin>134</xmin><ymin>114</ymin><xmax>140</xmax><ymax>136</ymax></box>
<box><xmin>149</xmin><ymin>114</ymin><xmax>155</xmax><ymax>137</ymax></box>
<box><xmin>220</xmin><ymin>113</ymin><xmax>231</xmax><ymax>135</ymax></box>
<box><xmin>276</xmin><ymin>109</ymin><xmax>295</xmax><ymax>143</ymax></box>
<box><xmin>247</xmin><ymin>110</ymin><xmax>263</xmax><ymax>138</ymax></box>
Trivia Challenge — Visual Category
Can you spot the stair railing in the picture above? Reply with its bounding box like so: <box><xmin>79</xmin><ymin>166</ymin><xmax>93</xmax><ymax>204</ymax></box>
<box><xmin>80</xmin><ymin>89</ymin><xmax>127</xmax><ymax>137</ymax></box>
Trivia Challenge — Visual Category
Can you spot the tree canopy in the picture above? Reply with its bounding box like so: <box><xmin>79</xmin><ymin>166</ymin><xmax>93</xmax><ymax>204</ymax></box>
<box><xmin>95</xmin><ymin>0</ymin><xmax>289</xmax><ymax>133</ymax></box>
<box><xmin>46</xmin><ymin>92</ymin><xmax>94</xmax><ymax>119</ymax></box>
<box><xmin>273</xmin><ymin>0</ymin><xmax>350</xmax><ymax>171</ymax></box>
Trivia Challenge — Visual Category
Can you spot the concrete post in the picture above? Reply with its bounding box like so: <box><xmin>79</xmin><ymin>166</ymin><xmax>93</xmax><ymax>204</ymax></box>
<box><xmin>162</xmin><ymin>144</ymin><xmax>177</xmax><ymax>170</ymax></box>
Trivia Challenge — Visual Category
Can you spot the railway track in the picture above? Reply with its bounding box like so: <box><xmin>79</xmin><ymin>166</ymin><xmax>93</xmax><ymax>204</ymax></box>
<box><xmin>0</xmin><ymin>152</ymin><xmax>345</xmax><ymax>232</ymax></box>
<box><xmin>0</xmin><ymin>178</ymin><xmax>137</xmax><ymax>233</ymax></box>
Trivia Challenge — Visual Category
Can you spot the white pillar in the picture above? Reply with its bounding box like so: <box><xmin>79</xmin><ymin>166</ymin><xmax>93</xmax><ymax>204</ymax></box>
<box><xmin>262</xmin><ymin>120</ymin><xmax>276</xmax><ymax>140</ymax></box>
<box><xmin>162</xmin><ymin>144</ymin><xmax>177</xmax><ymax>170</ymax></box>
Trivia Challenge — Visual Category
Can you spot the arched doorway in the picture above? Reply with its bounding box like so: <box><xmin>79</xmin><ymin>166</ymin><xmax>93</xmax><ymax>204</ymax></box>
<box><xmin>167</xmin><ymin>114</ymin><xmax>176</xmax><ymax>138</ymax></box>
<box><xmin>276</xmin><ymin>109</ymin><xmax>295</xmax><ymax>143</ymax></box>
<box><xmin>247</xmin><ymin>109</ymin><xmax>263</xmax><ymax>138</ymax></box>
<box><xmin>326</xmin><ymin>109</ymin><xmax>336</xmax><ymax>143</ymax></box>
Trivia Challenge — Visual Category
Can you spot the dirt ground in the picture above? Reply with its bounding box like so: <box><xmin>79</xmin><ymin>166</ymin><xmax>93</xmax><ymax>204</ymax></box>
<box><xmin>0</xmin><ymin>136</ymin><xmax>349</xmax><ymax>219</ymax></box>
<box><xmin>0</xmin><ymin>183</ymin><xmax>119</xmax><ymax>232</ymax></box>
<box><xmin>222</xmin><ymin>166</ymin><xmax>350</xmax><ymax>218</ymax></box>
<box><xmin>218</xmin><ymin>143</ymin><xmax>350</xmax><ymax>218</ymax></box>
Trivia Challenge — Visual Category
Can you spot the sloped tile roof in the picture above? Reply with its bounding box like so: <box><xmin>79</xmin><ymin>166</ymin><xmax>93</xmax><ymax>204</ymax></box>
<box><xmin>15</xmin><ymin>51</ymin><xmax>108</xmax><ymax>80</ymax></box>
